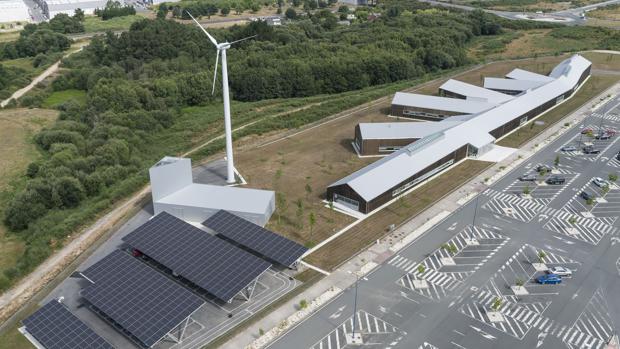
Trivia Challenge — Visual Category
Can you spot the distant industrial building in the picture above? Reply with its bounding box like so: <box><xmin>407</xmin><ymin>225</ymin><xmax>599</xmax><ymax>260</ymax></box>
<box><xmin>0</xmin><ymin>0</ymin><xmax>30</xmax><ymax>23</ymax></box>
<box><xmin>390</xmin><ymin>92</ymin><xmax>497</xmax><ymax>120</ymax></box>
<box><xmin>35</xmin><ymin>0</ymin><xmax>108</xmax><ymax>19</ymax></box>
<box><xmin>150</xmin><ymin>157</ymin><xmax>275</xmax><ymax>226</ymax></box>
<box><xmin>330</xmin><ymin>54</ymin><xmax>591</xmax><ymax>213</ymax></box>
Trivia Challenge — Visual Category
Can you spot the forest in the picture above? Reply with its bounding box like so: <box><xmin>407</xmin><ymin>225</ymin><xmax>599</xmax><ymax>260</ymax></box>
<box><xmin>3</xmin><ymin>2</ymin><xmax>617</xmax><ymax>290</ymax></box>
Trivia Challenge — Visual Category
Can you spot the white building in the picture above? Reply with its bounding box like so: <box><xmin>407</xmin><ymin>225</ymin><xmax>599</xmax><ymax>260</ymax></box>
<box><xmin>37</xmin><ymin>0</ymin><xmax>108</xmax><ymax>18</ymax></box>
<box><xmin>150</xmin><ymin>157</ymin><xmax>275</xmax><ymax>226</ymax></box>
<box><xmin>0</xmin><ymin>0</ymin><xmax>31</xmax><ymax>23</ymax></box>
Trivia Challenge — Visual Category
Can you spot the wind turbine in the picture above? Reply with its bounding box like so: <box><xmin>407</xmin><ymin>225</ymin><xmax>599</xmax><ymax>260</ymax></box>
<box><xmin>187</xmin><ymin>11</ymin><xmax>256</xmax><ymax>184</ymax></box>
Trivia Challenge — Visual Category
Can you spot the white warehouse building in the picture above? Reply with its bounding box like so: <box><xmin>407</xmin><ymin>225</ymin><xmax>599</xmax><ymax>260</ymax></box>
<box><xmin>35</xmin><ymin>0</ymin><xmax>108</xmax><ymax>19</ymax></box>
<box><xmin>150</xmin><ymin>157</ymin><xmax>275</xmax><ymax>226</ymax></box>
<box><xmin>0</xmin><ymin>0</ymin><xmax>31</xmax><ymax>23</ymax></box>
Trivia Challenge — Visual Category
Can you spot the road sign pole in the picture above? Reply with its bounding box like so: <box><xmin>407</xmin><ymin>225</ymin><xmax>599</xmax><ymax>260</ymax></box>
<box><xmin>352</xmin><ymin>274</ymin><xmax>359</xmax><ymax>343</ymax></box>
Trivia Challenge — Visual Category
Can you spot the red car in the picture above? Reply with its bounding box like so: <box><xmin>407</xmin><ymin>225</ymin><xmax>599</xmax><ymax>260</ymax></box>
<box><xmin>605</xmin><ymin>128</ymin><xmax>617</xmax><ymax>135</ymax></box>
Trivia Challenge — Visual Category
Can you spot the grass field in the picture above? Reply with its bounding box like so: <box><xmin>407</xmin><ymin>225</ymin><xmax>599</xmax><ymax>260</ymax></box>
<box><xmin>83</xmin><ymin>15</ymin><xmax>146</xmax><ymax>33</ymax></box>
<box><xmin>0</xmin><ymin>109</ymin><xmax>58</xmax><ymax>285</ymax></box>
<box><xmin>305</xmin><ymin>160</ymin><xmax>493</xmax><ymax>270</ymax></box>
<box><xmin>587</xmin><ymin>4</ymin><xmax>620</xmax><ymax>20</ymax></box>
<box><xmin>41</xmin><ymin>89</ymin><xmax>87</xmax><ymax>108</ymax></box>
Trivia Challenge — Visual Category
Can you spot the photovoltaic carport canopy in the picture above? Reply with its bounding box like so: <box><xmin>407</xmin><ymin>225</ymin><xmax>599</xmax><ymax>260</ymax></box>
<box><xmin>81</xmin><ymin>250</ymin><xmax>204</xmax><ymax>348</ymax></box>
<box><xmin>122</xmin><ymin>212</ymin><xmax>272</xmax><ymax>302</ymax></box>
<box><xmin>22</xmin><ymin>300</ymin><xmax>113</xmax><ymax>349</ymax></box>
<box><xmin>203</xmin><ymin>210</ymin><xmax>308</xmax><ymax>267</ymax></box>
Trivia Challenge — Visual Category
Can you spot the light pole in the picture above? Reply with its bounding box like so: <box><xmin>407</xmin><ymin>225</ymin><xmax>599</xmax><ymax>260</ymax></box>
<box><xmin>351</xmin><ymin>274</ymin><xmax>359</xmax><ymax>343</ymax></box>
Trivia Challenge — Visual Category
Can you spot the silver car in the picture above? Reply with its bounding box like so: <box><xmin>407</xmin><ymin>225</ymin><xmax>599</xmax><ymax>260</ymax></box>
<box><xmin>548</xmin><ymin>266</ymin><xmax>572</xmax><ymax>277</ymax></box>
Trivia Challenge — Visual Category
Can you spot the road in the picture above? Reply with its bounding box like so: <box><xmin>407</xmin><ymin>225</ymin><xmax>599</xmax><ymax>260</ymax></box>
<box><xmin>268</xmin><ymin>94</ymin><xmax>620</xmax><ymax>348</ymax></box>
<box><xmin>419</xmin><ymin>0</ymin><xmax>620</xmax><ymax>25</ymax></box>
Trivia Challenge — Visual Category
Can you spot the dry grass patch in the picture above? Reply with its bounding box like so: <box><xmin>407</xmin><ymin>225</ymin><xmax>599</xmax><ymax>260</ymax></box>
<box><xmin>0</xmin><ymin>108</ymin><xmax>57</xmax><ymax>272</ymax></box>
<box><xmin>305</xmin><ymin>160</ymin><xmax>493</xmax><ymax>270</ymax></box>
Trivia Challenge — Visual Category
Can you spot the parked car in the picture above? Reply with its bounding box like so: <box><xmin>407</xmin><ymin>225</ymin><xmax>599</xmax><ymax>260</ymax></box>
<box><xmin>536</xmin><ymin>164</ymin><xmax>553</xmax><ymax>173</ymax></box>
<box><xmin>561</xmin><ymin>145</ymin><xmax>577</xmax><ymax>152</ymax></box>
<box><xmin>581</xmin><ymin>127</ymin><xmax>593</xmax><ymax>134</ymax></box>
<box><xmin>537</xmin><ymin>274</ymin><xmax>562</xmax><ymax>285</ymax></box>
<box><xmin>546</xmin><ymin>176</ymin><xmax>566</xmax><ymax>185</ymax></box>
<box><xmin>595</xmin><ymin>132</ymin><xmax>612</xmax><ymax>140</ymax></box>
<box><xmin>592</xmin><ymin>177</ymin><xmax>609</xmax><ymax>187</ymax></box>
<box><xmin>519</xmin><ymin>174</ymin><xmax>537</xmax><ymax>181</ymax></box>
<box><xmin>606</xmin><ymin>128</ymin><xmax>617</xmax><ymax>135</ymax></box>
<box><xmin>580</xmin><ymin>191</ymin><xmax>594</xmax><ymax>201</ymax></box>
<box><xmin>617</xmin><ymin>151</ymin><xmax>620</xmax><ymax>161</ymax></box>
<box><xmin>548</xmin><ymin>266</ymin><xmax>572</xmax><ymax>277</ymax></box>
<box><xmin>583</xmin><ymin>146</ymin><xmax>600</xmax><ymax>154</ymax></box>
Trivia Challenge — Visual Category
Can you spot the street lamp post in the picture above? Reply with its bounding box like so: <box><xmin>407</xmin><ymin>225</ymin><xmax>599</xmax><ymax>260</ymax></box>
<box><xmin>351</xmin><ymin>274</ymin><xmax>359</xmax><ymax>343</ymax></box>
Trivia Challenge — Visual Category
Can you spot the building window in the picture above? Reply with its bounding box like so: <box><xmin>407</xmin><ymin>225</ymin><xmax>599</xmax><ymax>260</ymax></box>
<box><xmin>519</xmin><ymin>116</ymin><xmax>528</xmax><ymax>126</ymax></box>
<box><xmin>402</xmin><ymin>110</ymin><xmax>445</xmax><ymax>120</ymax></box>
<box><xmin>379</xmin><ymin>146</ymin><xmax>402</xmax><ymax>153</ymax></box>
<box><xmin>392</xmin><ymin>159</ymin><xmax>455</xmax><ymax>197</ymax></box>
<box><xmin>333</xmin><ymin>193</ymin><xmax>359</xmax><ymax>211</ymax></box>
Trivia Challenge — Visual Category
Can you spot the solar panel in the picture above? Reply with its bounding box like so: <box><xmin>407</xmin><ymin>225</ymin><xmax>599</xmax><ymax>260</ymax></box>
<box><xmin>81</xmin><ymin>250</ymin><xmax>204</xmax><ymax>348</ymax></box>
<box><xmin>203</xmin><ymin>210</ymin><xmax>308</xmax><ymax>267</ymax></box>
<box><xmin>22</xmin><ymin>300</ymin><xmax>113</xmax><ymax>349</ymax></box>
<box><xmin>122</xmin><ymin>212</ymin><xmax>272</xmax><ymax>302</ymax></box>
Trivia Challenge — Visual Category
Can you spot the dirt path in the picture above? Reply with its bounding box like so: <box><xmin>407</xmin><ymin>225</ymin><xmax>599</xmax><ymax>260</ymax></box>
<box><xmin>0</xmin><ymin>46</ymin><xmax>86</xmax><ymax>108</ymax></box>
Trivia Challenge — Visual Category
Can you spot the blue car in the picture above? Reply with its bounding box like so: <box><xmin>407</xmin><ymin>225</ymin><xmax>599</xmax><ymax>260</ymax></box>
<box><xmin>537</xmin><ymin>274</ymin><xmax>562</xmax><ymax>285</ymax></box>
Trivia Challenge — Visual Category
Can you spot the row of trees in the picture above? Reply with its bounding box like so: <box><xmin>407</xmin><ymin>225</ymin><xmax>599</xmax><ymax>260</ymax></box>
<box><xmin>95</xmin><ymin>0</ymin><xmax>136</xmax><ymax>20</ymax></box>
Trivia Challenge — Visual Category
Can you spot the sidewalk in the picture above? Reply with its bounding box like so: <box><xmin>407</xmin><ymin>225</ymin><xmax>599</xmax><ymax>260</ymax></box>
<box><xmin>219</xmin><ymin>81</ymin><xmax>620</xmax><ymax>349</ymax></box>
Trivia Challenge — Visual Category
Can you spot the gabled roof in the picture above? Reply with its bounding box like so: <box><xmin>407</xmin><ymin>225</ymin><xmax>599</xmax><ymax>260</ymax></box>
<box><xmin>358</xmin><ymin>121</ymin><xmax>462</xmax><ymax>140</ymax></box>
<box><xmin>483</xmin><ymin>78</ymin><xmax>547</xmax><ymax>92</ymax></box>
<box><xmin>506</xmin><ymin>68</ymin><xmax>554</xmax><ymax>82</ymax></box>
<box><xmin>392</xmin><ymin>92</ymin><xmax>497</xmax><ymax>114</ymax></box>
<box><xmin>329</xmin><ymin>55</ymin><xmax>592</xmax><ymax>203</ymax></box>
<box><xmin>439</xmin><ymin>79</ymin><xmax>514</xmax><ymax>104</ymax></box>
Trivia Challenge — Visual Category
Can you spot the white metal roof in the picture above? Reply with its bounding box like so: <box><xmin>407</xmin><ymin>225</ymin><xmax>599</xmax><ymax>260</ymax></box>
<box><xmin>358</xmin><ymin>121</ymin><xmax>462</xmax><ymax>140</ymax></box>
<box><xmin>439</xmin><ymin>79</ymin><xmax>514</xmax><ymax>104</ymax></box>
<box><xmin>157</xmin><ymin>184</ymin><xmax>274</xmax><ymax>215</ymax></box>
<box><xmin>0</xmin><ymin>0</ymin><xmax>30</xmax><ymax>23</ymax></box>
<box><xmin>506</xmin><ymin>68</ymin><xmax>554</xmax><ymax>82</ymax></box>
<box><xmin>483</xmin><ymin>78</ymin><xmax>546</xmax><ymax>92</ymax></box>
<box><xmin>330</xmin><ymin>55</ymin><xmax>591</xmax><ymax>202</ymax></box>
<box><xmin>392</xmin><ymin>92</ymin><xmax>497</xmax><ymax>114</ymax></box>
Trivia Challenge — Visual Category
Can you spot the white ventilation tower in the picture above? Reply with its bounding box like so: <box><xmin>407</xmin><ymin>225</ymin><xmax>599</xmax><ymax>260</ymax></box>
<box><xmin>188</xmin><ymin>12</ymin><xmax>255</xmax><ymax>184</ymax></box>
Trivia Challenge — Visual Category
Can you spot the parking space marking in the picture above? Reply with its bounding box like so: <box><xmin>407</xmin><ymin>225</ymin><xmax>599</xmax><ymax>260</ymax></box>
<box><xmin>418</xmin><ymin>343</ymin><xmax>439</xmax><ymax>349</ymax></box>
<box><xmin>543</xmin><ymin>210</ymin><xmax>617</xmax><ymax>245</ymax></box>
<box><xmin>310</xmin><ymin>310</ymin><xmax>402</xmax><ymax>349</ymax></box>
<box><xmin>482</xmin><ymin>189</ymin><xmax>548</xmax><ymax>222</ymax></box>
<box><xmin>570</xmin><ymin>288</ymin><xmax>615</xmax><ymax>346</ymax></box>
<box><xmin>459</xmin><ymin>290</ymin><xmax>607</xmax><ymax>348</ymax></box>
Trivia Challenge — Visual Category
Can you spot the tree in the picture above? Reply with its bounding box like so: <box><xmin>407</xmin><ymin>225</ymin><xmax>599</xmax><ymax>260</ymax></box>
<box><xmin>568</xmin><ymin>216</ymin><xmax>577</xmax><ymax>225</ymax></box>
<box><xmin>492</xmin><ymin>297</ymin><xmax>503</xmax><ymax>311</ymax></box>
<box><xmin>554</xmin><ymin>154</ymin><xmax>560</xmax><ymax>167</ymax></box>
<box><xmin>221</xmin><ymin>6</ymin><xmax>230</xmax><ymax>15</ymax></box>
<box><xmin>609</xmin><ymin>173</ymin><xmax>618</xmax><ymax>183</ymax></box>
<box><xmin>515</xmin><ymin>278</ymin><xmax>524</xmax><ymax>287</ymax></box>
<box><xmin>602</xmin><ymin>185</ymin><xmax>610</xmax><ymax>197</ymax></box>
<box><xmin>523</xmin><ymin>185</ymin><xmax>530</xmax><ymax>195</ymax></box>
<box><xmin>417</xmin><ymin>264</ymin><xmax>426</xmax><ymax>275</ymax></box>
<box><xmin>73</xmin><ymin>8</ymin><xmax>85</xmax><ymax>21</ymax></box>
<box><xmin>338</xmin><ymin>5</ymin><xmax>349</xmax><ymax>13</ymax></box>
<box><xmin>299</xmin><ymin>299</ymin><xmax>308</xmax><ymax>309</ymax></box>
<box><xmin>308</xmin><ymin>212</ymin><xmax>316</xmax><ymax>241</ymax></box>
<box><xmin>292</xmin><ymin>0</ymin><xmax>302</xmax><ymax>6</ymax></box>
<box><xmin>276</xmin><ymin>192</ymin><xmax>287</xmax><ymax>225</ymax></box>
<box><xmin>295</xmin><ymin>198</ymin><xmax>304</xmax><ymax>228</ymax></box>
<box><xmin>538</xmin><ymin>250</ymin><xmax>547</xmax><ymax>263</ymax></box>
<box><xmin>285</xmin><ymin>8</ymin><xmax>297</xmax><ymax>19</ymax></box>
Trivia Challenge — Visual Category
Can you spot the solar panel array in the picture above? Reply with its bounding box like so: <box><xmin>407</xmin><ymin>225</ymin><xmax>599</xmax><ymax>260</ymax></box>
<box><xmin>122</xmin><ymin>212</ymin><xmax>272</xmax><ymax>302</ymax></box>
<box><xmin>81</xmin><ymin>250</ymin><xmax>204</xmax><ymax>348</ymax></box>
<box><xmin>22</xmin><ymin>300</ymin><xmax>113</xmax><ymax>349</ymax></box>
<box><xmin>203</xmin><ymin>210</ymin><xmax>308</xmax><ymax>267</ymax></box>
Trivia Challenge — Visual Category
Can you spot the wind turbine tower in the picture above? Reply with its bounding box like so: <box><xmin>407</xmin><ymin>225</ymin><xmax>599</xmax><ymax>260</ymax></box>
<box><xmin>188</xmin><ymin>12</ymin><xmax>255</xmax><ymax>184</ymax></box>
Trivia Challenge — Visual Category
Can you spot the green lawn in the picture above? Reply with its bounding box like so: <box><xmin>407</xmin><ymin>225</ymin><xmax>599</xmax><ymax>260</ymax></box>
<box><xmin>83</xmin><ymin>15</ymin><xmax>145</xmax><ymax>33</ymax></box>
<box><xmin>41</xmin><ymin>89</ymin><xmax>87</xmax><ymax>109</ymax></box>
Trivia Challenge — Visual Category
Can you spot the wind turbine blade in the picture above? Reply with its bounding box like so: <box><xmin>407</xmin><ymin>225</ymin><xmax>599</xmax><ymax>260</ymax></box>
<box><xmin>229</xmin><ymin>35</ymin><xmax>257</xmax><ymax>45</ymax></box>
<box><xmin>186</xmin><ymin>11</ymin><xmax>219</xmax><ymax>46</ymax></box>
<box><xmin>212</xmin><ymin>50</ymin><xmax>220</xmax><ymax>95</ymax></box>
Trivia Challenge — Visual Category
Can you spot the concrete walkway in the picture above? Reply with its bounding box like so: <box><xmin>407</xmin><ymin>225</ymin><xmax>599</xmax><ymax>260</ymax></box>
<box><xmin>220</xmin><ymin>80</ymin><xmax>620</xmax><ymax>349</ymax></box>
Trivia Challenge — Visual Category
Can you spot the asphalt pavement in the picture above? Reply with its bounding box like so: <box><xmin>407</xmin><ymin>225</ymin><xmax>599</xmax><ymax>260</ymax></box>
<box><xmin>267</xmin><ymin>95</ymin><xmax>620</xmax><ymax>349</ymax></box>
